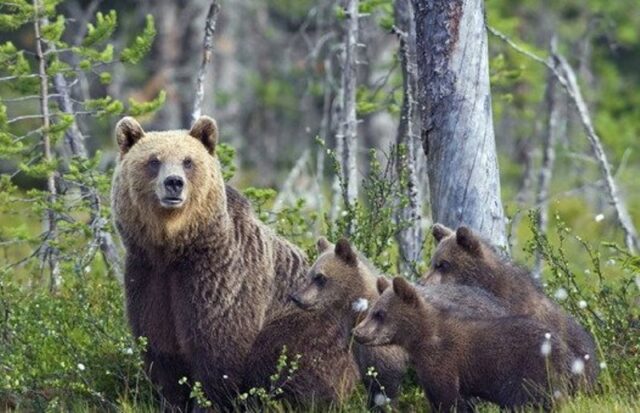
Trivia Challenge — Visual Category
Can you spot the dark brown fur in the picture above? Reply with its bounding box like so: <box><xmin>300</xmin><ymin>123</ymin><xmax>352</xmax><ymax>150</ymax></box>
<box><xmin>420</xmin><ymin>224</ymin><xmax>598</xmax><ymax>389</ymax></box>
<box><xmin>242</xmin><ymin>307</ymin><xmax>360</xmax><ymax>408</ymax></box>
<box><xmin>270</xmin><ymin>238</ymin><xmax>508</xmax><ymax>409</ymax></box>
<box><xmin>111</xmin><ymin>117</ymin><xmax>307</xmax><ymax>410</ymax></box>
<box><xmin>354</xmin><ymin>278</ymin><xmax>573</xmax><ymax>412</ymax></box>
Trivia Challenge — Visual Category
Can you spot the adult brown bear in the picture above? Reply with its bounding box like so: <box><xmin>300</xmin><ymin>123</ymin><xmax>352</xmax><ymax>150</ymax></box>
<box><xmin>111</xmin><ymin>116</ymin><xmax>307</xmax><ymax>410</ymax></box>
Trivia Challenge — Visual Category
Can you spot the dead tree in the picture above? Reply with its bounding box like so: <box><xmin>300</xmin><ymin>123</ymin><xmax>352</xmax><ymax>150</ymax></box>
<box><xmin>533</xmin><ymin>41</ymin><xmax>566</xmax><ymax>278</ymax></box>
<box><xmin>33</xmin><ymin>2</ymin><xmax>61</xmax><ymax>290</ymax></box>
<box><xmin>414</xmin><ymin>0</ymin><xmax>508</xmax><ymax>250</ymax></box>
<box><xmin>393</xmin><ymin>0</ymin><xmax>424</xmax><ymax>274</ymax></box>
<box><xmin>337</xmin><ymin>0</ymin><xmax>360</xmax><ymax>209</ymax></box>
<box><xmin>489</xmin><ymin>26</ymin><xmax>640</xmax><ymax>253</ymax></box>
<box><xmin>192</xmin><ymin>1</ymin><xmax>220</xmax><ymax>123</ymax></box>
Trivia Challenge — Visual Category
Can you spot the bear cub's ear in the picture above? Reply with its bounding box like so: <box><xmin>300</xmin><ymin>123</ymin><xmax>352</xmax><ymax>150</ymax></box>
<box><xmin>316</xmin><ymin>237</ymin><xmax>332</xmax><ymax>254</ymax></box>
<box><xmin>335</xmin><ymin>238</ymin><xmax>357</xmax><ymax>267</ymax></box>
<box><xmin>376</xmin><ymin>277</ymin><xmax>390</xmax><ymax>295</ymax></box>
<box><xmin>116</xmin><ymin>117</ymin><xmax>145</xmax><ymax>155</ymax></box>
<box><xmin>189</xmin><ymin>116</ymin><xmax>218</xmax><ymax>154</ymax></box>
<box><xmin>456</xmin><ymin>226</ymin><xmax>481</xmax><ymax>256</ymax></box>
<box><xmin>432</xmin><ymin>223</ymin><xmax>453</xmax><ymax>244</ymax></box>
<box><xmin>392</xmin><ymin>277</ymin><xmax>418</xmax><ymax>305</ymax></box>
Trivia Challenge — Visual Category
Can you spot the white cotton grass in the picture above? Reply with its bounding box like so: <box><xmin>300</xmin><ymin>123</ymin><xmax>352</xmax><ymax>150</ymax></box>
<box><xmin>540</xmin><ymin>334</ymin><xmax>552</xmax><ymax>357</ymax></box>
<box><xmin>594</xmin><ymin>214</ymin><xmax>605</xmax><ymax>223</ymax></box>
<box><xmin>77</xmin><ymin>363</ymin><xmax>86</xmax><ymax>371</ymax></box>
<box><xmin>600</xmin><ymin>362</ymin><xmax>607</xmax><ymax>369</ymax></box>
<box><xmin>571</xmin><ymin>358</ymin><xmax>585</xmax><ymax>375</ymax></box>
<box><xmin>578</xmin><ymin>300</ymin><xmax>587</xmax><ymax>309</ymax></box>
<box><xmin>554</xmin><ymin>288</ymin><xmax>568</xmax><ymax>301</ymax></box>
<box><xmin>352</xmin><ymin>298</ymin><xmax>369</xmax><ymax>312</ymax></box>
<box><xmin>373</xmin><ymin>393</ymin><xmax>391</xmax><ymax>406</ymax></box>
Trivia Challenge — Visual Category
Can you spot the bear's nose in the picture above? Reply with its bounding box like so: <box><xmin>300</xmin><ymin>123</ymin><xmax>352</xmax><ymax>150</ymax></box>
<box><xmin>164</xmin><ymin>175</ymin><xmax>184</xmax><ymax>195</ymax></box>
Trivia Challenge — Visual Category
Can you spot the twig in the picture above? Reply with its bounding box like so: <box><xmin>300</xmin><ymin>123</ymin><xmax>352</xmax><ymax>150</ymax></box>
<box><xmin>488</xmin><ymin>25</ymin><xmax>639</xmax><ymax>253</ymax></box>
<box><xmin>191</xmin><ymin>1</ymin><xmax>220</xmax><ymax>124</ymax></box>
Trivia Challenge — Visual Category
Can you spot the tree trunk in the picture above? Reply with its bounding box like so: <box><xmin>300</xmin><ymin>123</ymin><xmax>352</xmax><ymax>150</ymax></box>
<box><xmin>337</xmin><ymin>0</ymin><xmax>359</xmax><ymax>209</ymax></box>
<box><xmin>394</xmin><ymin>0</ymin><xmax>424</xmax><ymax>274</ymax></box>
<box><xmin>414</xmin><ymin>0</ymin><xmax>508</xmax><ymax>250</ymax></box>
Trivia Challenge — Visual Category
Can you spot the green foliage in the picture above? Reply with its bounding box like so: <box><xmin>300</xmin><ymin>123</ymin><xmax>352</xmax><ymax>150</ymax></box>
<box><xmin>120</xmin><ymin>15</ymin><xmax>155</xmax><ymax>64</ymax></box>
<box><xmin>127</xmin><ymin>90</ymin><xmax>166</xmax><ymax>117</ymax></box>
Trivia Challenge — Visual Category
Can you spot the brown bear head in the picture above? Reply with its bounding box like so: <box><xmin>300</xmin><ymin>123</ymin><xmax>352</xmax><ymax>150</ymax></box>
<box><xmin>289</xmin><ymin>237</ymin><xmax>378</xmax><ymax>314</ymax></box>
<box><xmin>420</xmin><ymin>223</ymin><xmax>500</xmax><ymax>288</ymax></box>
<box><xmin>352</xmin><ymin>277</ymin><xmax>423</xmax><ymax>346</ymax></box>
<box><xmin>112</xmin><ymin>116</ymin><xmax>224</xmax><ymax>245</ymax></box>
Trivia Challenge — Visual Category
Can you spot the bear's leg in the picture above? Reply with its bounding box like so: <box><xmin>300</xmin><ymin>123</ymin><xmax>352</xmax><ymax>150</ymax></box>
<box><xmin>145</xmin><ymin>349</ymin><xmax>192</xmax><ymax>411</ymax></box>
<box><xmin>191</xmin><ymin>355</ymin><xmax>242</xmax><ymax>412</ymax></box>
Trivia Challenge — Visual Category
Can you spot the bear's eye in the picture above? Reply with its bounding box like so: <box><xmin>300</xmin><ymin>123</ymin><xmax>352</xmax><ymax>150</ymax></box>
<box><xmin>147</xmin><ymin>157</ymin><xmax>161</xmax><ymax>170</ymax></box>
<box><xmin>373</xmin><ymin>310</ymin><xmax>385</xmax><ymax>321</ymax></box>
<box><xmin>435</xmin><ymin>260</ymin><xmax>450</xmax><ymax>272</ymax></box>
<box><xmin>313</xmin><ymin>273</ymin><xmax>327</xmax><ymax>287</ymax></box>
<box><xmin>183</xmin><ymin>158</ymin><xmax>193</xmax><ymax>169</ymax></box>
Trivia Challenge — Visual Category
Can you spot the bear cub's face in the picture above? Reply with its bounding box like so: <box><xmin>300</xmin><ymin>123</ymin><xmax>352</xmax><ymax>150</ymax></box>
<box><xmin>421</xmin><ymin>223</ymin><xmax>496</xmax><ymax>287</ymax></box>
<box><xmin>290</xmin><ymin>238</ymin><xmax>372</xmax><ymax>313</ymax></box>
<box><xmin>353</xmin><ymin>277</ymin><xmax>420</xmax><ymax>347</ymax></box>
<box><xmin>115</xmin><ymin>116</ymin><xmax>219</xmax><ymax>214</ymax></box>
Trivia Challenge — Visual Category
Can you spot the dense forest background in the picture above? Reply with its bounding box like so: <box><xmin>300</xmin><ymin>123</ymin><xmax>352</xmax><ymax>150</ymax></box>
<box><xmin>0</xmin><ymin>0</ymin><xmax>638</xmax><ymax>411</ymax></box>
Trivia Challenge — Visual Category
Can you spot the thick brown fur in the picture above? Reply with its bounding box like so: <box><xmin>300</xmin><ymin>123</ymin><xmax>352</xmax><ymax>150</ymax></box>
<box><xmin>263</xmin><ymin>238</ymin><xmax>509</xmax><ymax>409</ymax></box>
<box><xmin>111</xmin><ymin>116</ymin><xmax>308</xmax><ymax>410</ymax></box>
<box><xmin>420</xmin><ymin>223</ymin><xmax>598</xmax><ymax>389</ymax></box>
<box><xmin>355</xmin><ymin>277</ymin><xmax>574</xmax><ymax>412</ymax></box>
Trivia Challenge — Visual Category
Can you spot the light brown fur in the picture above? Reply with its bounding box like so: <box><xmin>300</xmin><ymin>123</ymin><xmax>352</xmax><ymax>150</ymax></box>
<box><xmin>111</xmin><ymin>116</ymin><xmax>307</xmax><ymax>410</ymax></box>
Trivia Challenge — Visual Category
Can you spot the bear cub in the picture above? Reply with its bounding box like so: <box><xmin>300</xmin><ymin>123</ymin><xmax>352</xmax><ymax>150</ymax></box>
<box><xmin>354</xmin><ymin>277</ymin><xmax>574</xmax><ymax>412</ymax></box>
<box><xmin>421</xmin><ymin>223</ymin><xmax>598</xmax><ymax>388</ymax></box>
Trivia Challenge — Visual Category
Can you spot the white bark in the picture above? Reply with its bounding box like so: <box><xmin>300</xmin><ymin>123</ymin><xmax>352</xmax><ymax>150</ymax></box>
<box><xmin>337</xmin><ymin>0</ymin><xmax>359</xmax><ymax>209</ymax></box>
<box><xmin>192</xmin><ymin>1</ymin><xmax>220</xmax><ymax>123</ymax></box>
<box><xmin>415</xmin><ymin>0</ymin><xmax>508</xmax><ymax>250</ymax></box>
<box><xmin>394</xmin><ymin>0</ymin><xmax>424</xmax><ymax>274</ymax></box>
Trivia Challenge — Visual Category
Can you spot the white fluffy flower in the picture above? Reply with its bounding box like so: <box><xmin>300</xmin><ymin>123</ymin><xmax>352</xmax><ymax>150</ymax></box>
<box><xmin>578</xmin><ymin>300</ymin><xmax>587</xmax><ymax>309</ymax></box>
<box><xmin>600</xmin><ymin>362</ymin><xmax>607</xmax><ymax>369</ymax></box>
<box><xmin>77</xmin><ymin>363</ymin><xmax>86</xmax><ymax>371</ymax></box>
<box><xmin>594</xmin><ymin>214</ymin><xmax>605</xmax><ymax>223</ymax></box>
<box><xmin>540</xmin><ymin>340</ymin><xmax>552</xmax><ymax>357</ymax></box>
<box><xmin>544</xmin><ymin>332</ymin><xmax>551</xmax><ymax>340</ymax></box>
<box><xmin>571</xmin><ymin>359</ymin><xmax>585</xmax><ymax>375</ymax></box>
<box><xmin>554</xmin><ymin>288</ymin><xmax>568</xmax><ymax>301</ymax></box>
<box><xmin>373</xmin><ymin>393</ymin><xmax>391</xmax><ymax>406</ymax></box>
<box><xmin>352</xmin><ymin>298</ymin><xmax>369</xmax><ymax>312</ymax></box>
<box><xmin>222</xmin><ymin>374</ymin><xmax>229</xmax><ymax>380</ymax></box>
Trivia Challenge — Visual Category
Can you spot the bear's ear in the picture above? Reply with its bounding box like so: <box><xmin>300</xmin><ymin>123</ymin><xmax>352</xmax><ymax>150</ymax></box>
<box><xmin>115</xmin><ymin>117</ymin><xmax>145</xmax><ymax>155</ymax></box>
<box><xmin>376</xmin><ymin>277</ymin><xmax>390</xmax><ymax>295</ymax></box>
<box><xmin>456</xmin><ymin>226</ymin><xmax>481</xmax><ymax>255</ymax></box>
<box><xmin>335</xmin><ymin>238</ymin><xmax>357</xmax><ymax>267</ymax></box>
<box><xmin>189</xmin><ymin>116</ymin><xmax>218</xmax><ymax>154</ymax></box>
<box><xmin>432</xmin><ymin>223</ymin><xmax>453</xmax><ymax>244</ymax></box>
<box><xmin>393</xmin><ymin>277</ymin><xmax>417</xmax><ymax>304</ymax></box>
<box><xmin>316</xmin><ymin>237</ymin><xmax>333</xmax><ymax>254</ymax></box>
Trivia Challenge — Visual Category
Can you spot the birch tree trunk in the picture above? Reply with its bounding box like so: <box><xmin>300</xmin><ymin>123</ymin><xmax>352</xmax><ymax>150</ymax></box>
<box><xmin>394</xmin><ymin>0</ymin><xmax>424</xmax><ymax>274</ymax></box>
<box><xmin>337</xmin><ymin>0</ymin><xmax>359</xmax><ymax>209</ymax></box>
<box><xmin>414</xmin><ymin>0</ymin><xmax>508</xmax><ymax>250</ymax></box>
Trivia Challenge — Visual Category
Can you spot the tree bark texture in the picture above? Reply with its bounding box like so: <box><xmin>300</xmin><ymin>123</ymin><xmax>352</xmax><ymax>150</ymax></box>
<box><xmin>414</xmin><ymin>0</ymin><xmax>508</xmax><ymax>250</ymax></box>
<box><xmin>394</xmin><ymin>0</ymin><xmax>424</xmax><ymax>273</ymax></box>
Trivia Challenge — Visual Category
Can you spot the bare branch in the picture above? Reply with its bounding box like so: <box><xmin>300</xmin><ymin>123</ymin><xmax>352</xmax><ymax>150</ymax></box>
<box><xmin>191</xmin><ymin>1</ymin><xmax>220</xmax><ymax>124</ymax></box>
<box><xmin>488</xmin><ymin>25</ymin><xmax>639</xmax><ymax>253</ymax></box>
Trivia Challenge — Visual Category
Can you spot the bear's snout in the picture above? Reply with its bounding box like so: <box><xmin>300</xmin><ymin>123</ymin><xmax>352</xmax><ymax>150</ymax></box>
<box><xmin>164</xmin><ymin>175</ymin><xmax>184</xmax><ymax>196</ymax></box>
